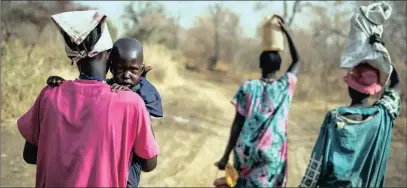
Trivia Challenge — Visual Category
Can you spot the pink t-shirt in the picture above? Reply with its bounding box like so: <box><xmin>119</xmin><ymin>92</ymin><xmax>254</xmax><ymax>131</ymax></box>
<box><xmin>17</xmin><ymin>80</ymin><xmax>160</xmax><ymax>187</ymax></box>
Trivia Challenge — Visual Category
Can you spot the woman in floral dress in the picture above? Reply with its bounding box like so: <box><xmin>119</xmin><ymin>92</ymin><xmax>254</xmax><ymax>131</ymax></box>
<box><xmin>216</xmin><ymin>21</ymin><xmax>301</xmax><ymax>188</ymax></box>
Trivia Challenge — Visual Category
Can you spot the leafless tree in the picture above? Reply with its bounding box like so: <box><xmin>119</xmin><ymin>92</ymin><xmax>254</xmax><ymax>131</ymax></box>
<box><xmin>122</xmin><ymin>1</ymin><xmax>182</xmax><ymax>51</ymax></box>
<box><xmin>1</xmin><ymin>1</ymin><xmax>90</xmax><ymax>60</ymax></box>
<box><xmin>207</xmin><ymin>3</ymin><xmax>223</xmax><ymax>71</ymax></box>
<box><xmin>181</xmin><ymin>4</ymin><xmax>243</xmax><ymax>71</ymax></box>
<box><xmin>283</xmin><ymin>1</ymin><xmax>302</xmax><ymax>27</ymax></box>
<box><xmin>253</xmin><ymin>1</ymin><xmax>302</xmax><ymax>28</ymax></box>
<box><xmin>122</xmin><ymin>2</ymin><xmax>166</xmax><ymax>43</ymax></box>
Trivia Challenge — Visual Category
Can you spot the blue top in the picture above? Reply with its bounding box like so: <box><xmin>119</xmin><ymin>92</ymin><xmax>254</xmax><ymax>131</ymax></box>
<box><xmin>107</xmin><ymin>77</ymin><xmax>163</xmax><ymax>117</ymax></box>
<box><xmin>131</xmin><ymin>77</ymin><xmax>163</xmax><ymax>118</ymax></box>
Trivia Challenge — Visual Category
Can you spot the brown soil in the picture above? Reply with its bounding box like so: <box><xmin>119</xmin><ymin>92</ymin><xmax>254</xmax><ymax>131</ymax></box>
<box><xmin>1</xmin><ymin>71</ymin><xmax>406</xmax><ymax>187</ymax></box>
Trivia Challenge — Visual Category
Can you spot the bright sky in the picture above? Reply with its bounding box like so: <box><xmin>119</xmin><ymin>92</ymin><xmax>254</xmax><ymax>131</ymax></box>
<box><xmin>75</xmin><ymin>1</ymin><xmax>354</xmax><ymax>38</ymax></box>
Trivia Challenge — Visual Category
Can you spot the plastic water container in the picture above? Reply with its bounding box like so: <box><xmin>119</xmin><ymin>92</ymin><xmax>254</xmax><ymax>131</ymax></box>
<box><xmin>262</xmin><ymin>15</ymin><xmax>284</xmax><ymax>52</ymax></box>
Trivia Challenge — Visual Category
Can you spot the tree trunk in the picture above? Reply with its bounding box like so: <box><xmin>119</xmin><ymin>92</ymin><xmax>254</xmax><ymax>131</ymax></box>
<box><xmin>283</xmin><ymin>1</ymin><xmax>288</xmax><ymax>21</ymax></box>
<box><xmin>209</xmin><ymin>5</ymin><xmax>221</xmax><ymax>71</ymax></box>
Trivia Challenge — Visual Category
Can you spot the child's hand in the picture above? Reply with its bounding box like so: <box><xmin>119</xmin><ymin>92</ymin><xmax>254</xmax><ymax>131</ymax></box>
<box><xmin>141</xmin><ymin>65</ymin><xmax>152</xmax><ymax>78</ymax></box>
<box><xmin>111</xmin><ymin>83</ymin><xmax>131</xmax><ymax>92</ymax></box>
<box><xmin>47</xmin><ymin>76</ymin><xmax>65</xmax><ymax>87</ymax></box>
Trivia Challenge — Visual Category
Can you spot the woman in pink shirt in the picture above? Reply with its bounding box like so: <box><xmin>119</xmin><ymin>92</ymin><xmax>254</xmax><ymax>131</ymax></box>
<box><xmin>17</xmin><ymin>10</ymin><xmax>159</xmax><ymax>187</ymax></box>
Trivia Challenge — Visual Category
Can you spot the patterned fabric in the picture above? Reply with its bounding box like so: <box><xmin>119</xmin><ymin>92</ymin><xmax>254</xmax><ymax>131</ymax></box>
<box><xmin>299</xmin><ymin>88</ymin><xmax>401</xmax><ymax>188</ymax></box>
<box><xmin>51</xmin><ymin>10</ymin><xmax>113</xmax><ymax>64</ymax></box>
<box><xmin>298</xmin><ymin>153</ymin><xmax>323</xmax><ymax>187</ymax></box>
<box><xmin>231</xmin><ymin>73</ymin><xmax>297</xmax><ymax>188</ymax></box>
<box><xmin>374</xmin><ymin>88</ymin><xmax>401</xmax><ymax>120</ymax></box>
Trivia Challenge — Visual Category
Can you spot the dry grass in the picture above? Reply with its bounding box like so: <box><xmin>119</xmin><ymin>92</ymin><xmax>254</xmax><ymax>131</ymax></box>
<box><xmin>0</xmin><ymin>40</ymin><xmax>188</xmax><ymax>125</ymax></box>
<box><xmin>1</xmin><ymin>40</ymin><xmax>77</xmax><ymax>125</ymax></box>
<box><xmin>143</xmin><ymin>43</ymin><xmax>185</xmax><ymax>89</ymax></box>
<box><xmin>0</xmin><ymin>39</ymin><xmax>239</xmax><ymax>187</ymax></box>
<box><xmin>1</xmin><ymin>39</ymin><xmax>406</xmax><ymax>187</ymax></box>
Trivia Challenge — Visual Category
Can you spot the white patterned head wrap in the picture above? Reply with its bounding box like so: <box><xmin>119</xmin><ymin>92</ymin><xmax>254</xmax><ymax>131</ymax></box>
<box><xmin>51</xmin><ymin>10</ymin><xmax>113</xmax><ymax>64</ymax></box>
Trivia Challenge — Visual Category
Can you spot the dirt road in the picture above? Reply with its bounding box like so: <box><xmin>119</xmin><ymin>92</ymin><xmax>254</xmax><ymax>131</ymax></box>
<box><xmin>1</xmin><ymin>71</ymin><xmax>406</xmax><ymax>187</ymax></box>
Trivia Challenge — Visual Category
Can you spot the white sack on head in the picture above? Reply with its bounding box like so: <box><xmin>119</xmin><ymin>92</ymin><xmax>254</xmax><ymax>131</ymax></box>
<box><xmin>51</xmin><ymin>10</ymin><xmax>113</xmax><ymax>64</ymax></box>
<box><xmin>340</xmin><ymin>1</ymin><xmax>392</xmax><ymax>86</ymax></box>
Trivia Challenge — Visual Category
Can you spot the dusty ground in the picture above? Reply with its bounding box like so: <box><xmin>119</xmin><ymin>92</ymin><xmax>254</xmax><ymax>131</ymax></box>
<box><xmin>1</xmin><ymin>70</ymin><xmax>406</xmax><ymax>187</ymax></box>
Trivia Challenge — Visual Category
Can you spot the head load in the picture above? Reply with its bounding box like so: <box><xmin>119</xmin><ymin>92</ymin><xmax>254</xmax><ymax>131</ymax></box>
<box><xmin>51</xmin><ymin>10</ymin><xmax>113</xmax><ymax>65</ymax></box>
<box><xmin>340</xmin><ymin>2</ymin><xmax>393</xmax><ymax>88</ymax></box>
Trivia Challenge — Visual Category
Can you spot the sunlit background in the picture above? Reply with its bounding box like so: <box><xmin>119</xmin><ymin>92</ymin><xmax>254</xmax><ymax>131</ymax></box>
<box><xmin>1</xmin><ymin>1</ymin><xmax>406</xmax><ymax>187</ymax></box>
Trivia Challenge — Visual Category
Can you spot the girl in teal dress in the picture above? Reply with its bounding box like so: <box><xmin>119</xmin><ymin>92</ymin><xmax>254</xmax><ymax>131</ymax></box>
<box><xmin>299</xmin><ymin>35</ymin><xmax>402</xmax><ymax>188</ymax></box>
<box><xmin>216</xmin><ymin>21</ymin><xmax>301</xmax><ymax>187</ymax></box>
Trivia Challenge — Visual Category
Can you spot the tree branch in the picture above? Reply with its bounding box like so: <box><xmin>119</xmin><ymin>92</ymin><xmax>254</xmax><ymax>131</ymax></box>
<box><xmin>283</xmin><ymin>1</ymin><xmax>288</xmax><ymax>21</ymax></box>
<box><xmin>313</xmin><ymin>27</ymin><xmax>347</xmax><ymax>38</ymax></box>
<box><xmin>287</xmin><ymin>1</ymin><xmax>301</xmax><ymax>27</ymax></box>
<box><xmin>326</xmin><ymin>28</ymin><xmax>347</xmax><ymax>38</ymax></box>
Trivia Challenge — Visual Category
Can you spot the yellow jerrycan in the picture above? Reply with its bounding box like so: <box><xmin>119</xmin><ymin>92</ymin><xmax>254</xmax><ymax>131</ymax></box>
<box><xmin>262</xmin><ymin>14</ymin><xmax>285</xmax><ymax>52</ymax></box>
<box><xmin>214</xmin><ymin>163</ymin><xmax>239</xmax><ymax>187</ymax></box>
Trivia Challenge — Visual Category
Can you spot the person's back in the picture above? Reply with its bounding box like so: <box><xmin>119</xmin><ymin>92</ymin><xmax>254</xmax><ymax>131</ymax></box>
<box><xmin>17</xmin><ymin>10</ymin><xmax>159</xmax><ymax>187</ymax></box>
<box><xmin>44</xmin><ymin>37</ymin><xmax>163</xmax><ymax>187</ymax></box>
<box><xmin>216</xmin><ymin>20</ymin><xmax>301</xmax><ymax>188</ymax></box>
<box><xmin>299</xmin><ymin>63</ymin><xmax>401</xmax><ymax>188</ymax></box>
<box><xmin>19</xmin><ymin>80</ymin><xmax>156</xmax><ymax>187</ymax></box>
<box><xmin>307</xmin><ymin>96</ymin><xmax>398</xmax><ymax>187</ymax></box>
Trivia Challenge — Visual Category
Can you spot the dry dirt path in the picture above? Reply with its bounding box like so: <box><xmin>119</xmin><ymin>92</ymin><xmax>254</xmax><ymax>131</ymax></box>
<box><xmin>1</xmin><ymin>71</ymin><xmax>406</xmax><ymax>187</ymax></box>
<box><xmin>139</xmin><ymin>71</ymin><xmax>406</xmax><ymax>187</ymax></box>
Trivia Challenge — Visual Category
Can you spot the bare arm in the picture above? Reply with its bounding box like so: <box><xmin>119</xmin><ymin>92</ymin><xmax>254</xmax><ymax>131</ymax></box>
<box><xmin>217</xmin><ymin>111</ymin><xmax>245</xmax><ymax>170</ymax></box>
<box><xmin>389</xmin><ymin>65</ymin><xmax>400</xmax><ymax>93</ymax></box>
<box><xmin>135</xmin><ymin>115</ymin><xmax>158</xmax><ymax>173</ymax></box>
<box><xmin>134</xmin><ymin>155</ymin><xmax>158</xmax><ymax>172</ymax></box>
<box><xmin>280</xmin><ymin>22</ymin><xmax>301</xmax><ymax>75</ymax></box>
<box><xmin>373</xmin><ymin>64</ymin><xmax>401</xmax><ymax>121</ymax></box>
<box><xmin>132</xmin><ymin>104</ymin><xmax>160</xmax><ymax>173</ymax></box>
<box><xmin>18</xmin><ymin>90</ymin><xmax>45</xmax><ymax>165</ymax></box>
<box><xmin>23</xmin><ymin>141</ymin><xmax>37</xmax><ymax>164</ymax></box>
<box><xmin>369</xmin><ymin>35</ymin><xmax>399</xmax><ymax>92</ymax></box>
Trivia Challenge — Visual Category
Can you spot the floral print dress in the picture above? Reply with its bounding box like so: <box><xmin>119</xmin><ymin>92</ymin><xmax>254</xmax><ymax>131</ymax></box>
<box><xmin>231</xmin><ymin>73</ymin><xmax>297</xmax><ymax>187</ymax></box>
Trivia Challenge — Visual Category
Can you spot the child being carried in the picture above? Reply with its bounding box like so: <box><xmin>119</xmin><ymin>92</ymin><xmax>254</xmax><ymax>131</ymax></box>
<box><xmin>47</xmin><ymin>37</ymin><xmax>163</xmax><ymax>187</ymax></box>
